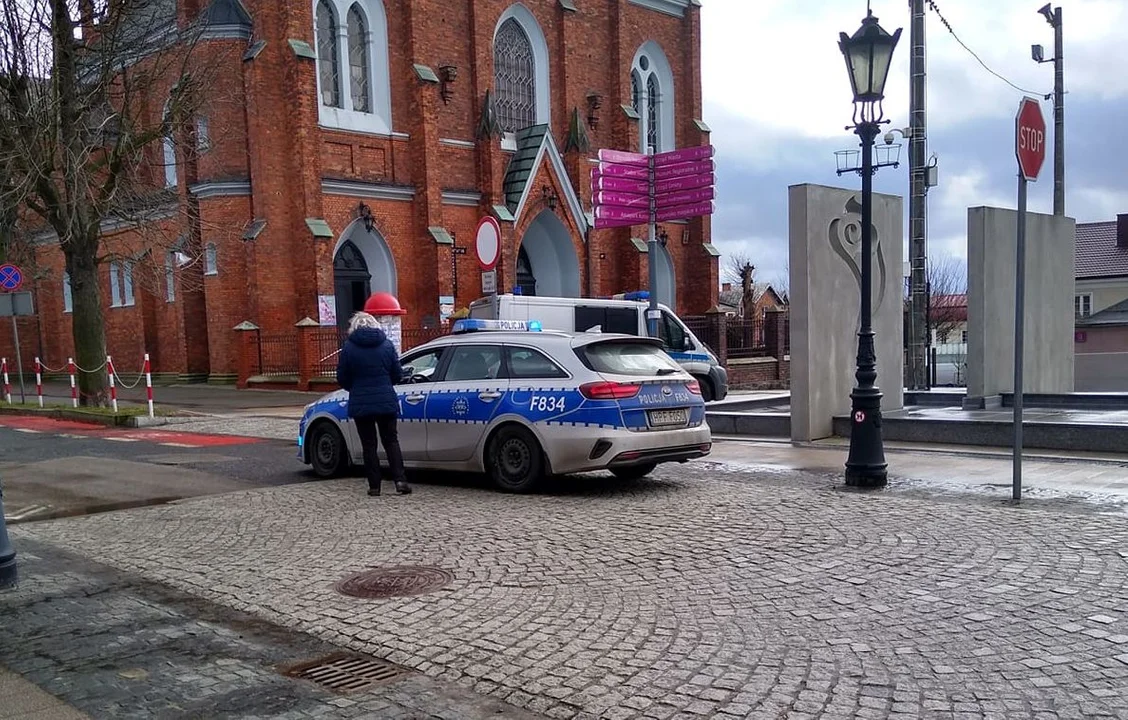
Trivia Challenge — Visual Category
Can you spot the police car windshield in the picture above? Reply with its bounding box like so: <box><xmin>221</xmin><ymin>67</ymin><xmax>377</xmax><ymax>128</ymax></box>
<box><xmin>578</xmin><ymin>341</ymin><xmax>682</xmax><ymax>377</ymax></box>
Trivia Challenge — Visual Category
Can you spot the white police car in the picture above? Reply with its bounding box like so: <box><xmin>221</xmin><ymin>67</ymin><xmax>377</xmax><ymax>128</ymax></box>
<box><xmin>297</xmin><ymin>319</ymin><xmax>712</xmax><ymax>492</ymax></box>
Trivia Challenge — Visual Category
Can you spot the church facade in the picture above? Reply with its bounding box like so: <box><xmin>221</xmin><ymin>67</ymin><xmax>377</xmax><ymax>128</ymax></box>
<box><xmin>12</xmin><ymin>0</ymin><xmax>719</xmax><ymax>381</ymax></box>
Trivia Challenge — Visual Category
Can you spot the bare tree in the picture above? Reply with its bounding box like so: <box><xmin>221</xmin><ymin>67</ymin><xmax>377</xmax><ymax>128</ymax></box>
<box><xmin>927</xmin><ymin>251</ymin><xmax>967</xmax><ymax>345</ymax></box>
<box><xmin>1</xmin><ymin>1</ymin><xmax>228</xmax><ymax>404</ymax></box>
<box><xmin>773</xmin><ymin>261</ymin><xmax>789</xmax><ymax>304</ymax></box>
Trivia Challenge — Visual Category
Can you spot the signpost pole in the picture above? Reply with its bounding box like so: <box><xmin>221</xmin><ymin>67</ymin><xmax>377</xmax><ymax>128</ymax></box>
<box><xmin>10</xmin><ymin>316</ymin><xmax>24</xmax><ymax>405</ymax></box>
<box><xmin>646</xmin><ymin>149</ymin><xmax>659</xmax><ymax>339</ymax></box>
<box><xmin>1013</xmin><ymin>174</ymin><xmax>1027</xmax><ymax>501</ymax></box>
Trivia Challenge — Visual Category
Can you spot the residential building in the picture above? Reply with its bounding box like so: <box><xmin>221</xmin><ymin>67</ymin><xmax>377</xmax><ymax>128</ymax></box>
<box><xmin>5</xmin><ymin>0</ymin><xmax>719</xmax><ymax>382</ymax></box>
<box><xmin>1074</xmin><ymin>214</ymin><xmax>1128</xmax><ymax>320</ymax></box>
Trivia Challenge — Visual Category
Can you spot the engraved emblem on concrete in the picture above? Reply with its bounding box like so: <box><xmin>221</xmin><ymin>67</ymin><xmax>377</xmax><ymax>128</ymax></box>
<box><xmin>828</xmin><ymin>195</ymin><xmax>888</xmax><ymax>313</ymax></box>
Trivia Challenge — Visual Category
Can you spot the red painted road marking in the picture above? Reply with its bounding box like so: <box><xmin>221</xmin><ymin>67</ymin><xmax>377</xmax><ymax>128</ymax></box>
<box><xmin>0</xmin><ymin>416</ymin><xmax>264</xmax><ymax>447</ymax></box>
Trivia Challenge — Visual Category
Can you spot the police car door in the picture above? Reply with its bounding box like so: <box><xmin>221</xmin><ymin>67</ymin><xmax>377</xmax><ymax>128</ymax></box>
<box><xmin>423</xmin><ymin>343</ymin><xmax>508</xmax><ymax>461</ymax></box>
<box><xmin>396</xmin><ymin>346</ymin><xmax>446</xmax><ymax>461</ymax></box>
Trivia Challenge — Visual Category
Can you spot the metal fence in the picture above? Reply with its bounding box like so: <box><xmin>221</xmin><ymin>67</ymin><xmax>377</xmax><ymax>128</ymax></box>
<box><xmin>258</xmin><ymin>333</ymin><xmax>299</xmax><ymax>377</ymax></box>
<box><xmin>726</xmin><ymin>318</ymin><xmax>768</xmax><ymax>359</ymax></box>
<box><xmin>683</xmin><ymin>316</ymin><xmax>720</xmax><ymax>357</ymax></box>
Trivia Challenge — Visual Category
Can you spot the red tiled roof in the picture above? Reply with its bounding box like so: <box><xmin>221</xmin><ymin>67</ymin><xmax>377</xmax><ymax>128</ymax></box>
<box><xmin>930</xmin><ymin>293</ymin><xmax>967</xmax><ymax>323</ymax></box>
<box><xmin>1076</xmin><ymin>221</ymin><xmax>1128</xmax><ymax>279</ymax></box>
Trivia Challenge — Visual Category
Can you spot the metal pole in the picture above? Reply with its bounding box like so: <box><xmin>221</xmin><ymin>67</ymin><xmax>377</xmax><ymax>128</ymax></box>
<box><xmin>11</xmin><ymin>316</ymin><xmax>25</xmax><ymax>404</ymax></box>
<box><xmin>0</xmin><ymin>474</ymin><xmax>16</xmax><ymax>589</ymax></box>
<box><xmin>646</xmin><ymin>150</ymin><xmax>660</xmax><ymax>339</ymax></box>
<box><xmin>1013</xmin><ymin>175</ymin><xmax>1027</xmax><ymax>501</ymax></box>
<box><xmin>1052</xmin><ymin>7</ymin><xmax>1065</xmax><ymax>216</ymax></box>
<box><xmin>908</xmin><ymin>0</ymin><xmax>930</xmax><ymax>390</ymax></box>
<box><xmin>845</xmin><ymin>121</ymin><xmax>888</xmax><ymax>488</ymax></box>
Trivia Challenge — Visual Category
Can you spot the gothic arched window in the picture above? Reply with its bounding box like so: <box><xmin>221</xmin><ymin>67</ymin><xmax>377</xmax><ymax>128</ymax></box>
<box><xmin>493</xmin><ymin>17</ymin><xmax>536</xmax><ymax>133</ymax></box>
<box><xmin>646</xmin><ymin>74</ymin><xmax>660</xmax><ymax>153</ymax></box>
<box><xmin>347</xmin><ymin>5</ymin><xmax>370</xmax><ymax>113</ymax></box>
<box><xmin>316</xmin><ymin>0</ymin><xmax>341</xmax><ymax>108</ymax></box>
<box><xmin>631</xmin><ymin>42</ymin><xmax>675</xmax><ymax>153</ymax></box>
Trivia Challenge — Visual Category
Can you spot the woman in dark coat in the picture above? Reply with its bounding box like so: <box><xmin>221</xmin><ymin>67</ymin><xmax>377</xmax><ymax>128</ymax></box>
<box><xmin>336</xmin><ymin>312</ymin><xmax>411</xmax><ymax>496</ymax></box>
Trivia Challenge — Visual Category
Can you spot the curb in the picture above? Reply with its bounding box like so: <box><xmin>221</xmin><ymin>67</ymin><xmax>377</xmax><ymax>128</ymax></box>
<box><xmin>0</xmin><ymin>406</ymin><xmax>168</xmax><ymax>428</ymax></box>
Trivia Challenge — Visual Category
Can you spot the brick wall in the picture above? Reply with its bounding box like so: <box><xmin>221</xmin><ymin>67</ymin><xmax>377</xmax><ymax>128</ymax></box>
<box><xmin>2</xmin><ymin>0</ymin><xmax>717</xmax><ymax>383</ymax></box>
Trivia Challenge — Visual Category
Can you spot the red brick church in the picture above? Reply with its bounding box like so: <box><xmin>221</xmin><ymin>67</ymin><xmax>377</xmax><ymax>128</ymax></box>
<box><xmin>7</xmin><ymin>0</ymin><xmax>718</xmax><ymax>382</ymax></box>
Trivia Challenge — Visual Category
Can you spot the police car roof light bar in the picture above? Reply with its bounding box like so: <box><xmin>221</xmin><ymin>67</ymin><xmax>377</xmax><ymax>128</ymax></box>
<box><xmin>451</xmin><ymin>318</ymin><xmax>542</xmax><ymax>334</ymax></box>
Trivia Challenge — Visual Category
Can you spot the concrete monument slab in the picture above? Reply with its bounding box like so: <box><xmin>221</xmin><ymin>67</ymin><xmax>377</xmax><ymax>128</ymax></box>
<box><xmin>789</xmin><ymin>184</ymin><xmax>904</xmax><ymax>442</ymax></box>
<box><xmin>965</xmin><ymin>206</ymin><xmax>1076</xmax><ymax>405</ymax></box>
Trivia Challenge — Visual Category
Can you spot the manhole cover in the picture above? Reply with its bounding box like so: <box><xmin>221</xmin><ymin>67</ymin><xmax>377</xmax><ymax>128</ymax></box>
<box><xmin>282</xmin><ymin>652</ymin><xmax>406</xmax><ymax>693</ymax></box>
<box><xmin>335</xmin><ymin>565</ymin><xmax>453</xmax><ymax>599</ymax></box>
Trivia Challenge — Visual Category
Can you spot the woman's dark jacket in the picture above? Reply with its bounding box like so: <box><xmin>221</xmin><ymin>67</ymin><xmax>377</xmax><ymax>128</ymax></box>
<box><xmin>336</xmin><ymin>326</ymin><xmax>403</xmax><ymax>418</ymax></box>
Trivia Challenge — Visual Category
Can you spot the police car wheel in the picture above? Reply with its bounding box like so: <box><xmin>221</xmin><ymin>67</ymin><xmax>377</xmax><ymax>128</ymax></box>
<box><xmin>310</xmin><ymin>422</ymin><xmax>349</xmax><ymax>478</ymax></box>
<box><xmin>696</xmin><ymin>376</ymin><xmax>715</xmax><ymax>403</ymax></box>
<box><xmin>488</xmin><ymin>426</ymin><xmax>544</xmax><ymax>493</ymax></box>
<box><xmin>610</xmin><ymin>463</ymin><xmax>658</xmax><ymax>481</ymax></box>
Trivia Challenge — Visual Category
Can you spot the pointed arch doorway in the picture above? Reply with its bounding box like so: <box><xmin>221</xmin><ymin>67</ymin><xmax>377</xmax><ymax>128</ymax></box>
<box><xmin>334</xmin><ymin>240</ymin><xmax>370</xmax><ymax>333</ymax></box>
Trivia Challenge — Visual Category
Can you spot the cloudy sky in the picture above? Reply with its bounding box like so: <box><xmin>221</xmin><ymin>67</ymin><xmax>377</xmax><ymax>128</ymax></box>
<box><xmin>701</xmin><ymin>0</ymin><xmax>1127</xmax><ymax>288</ymax></box>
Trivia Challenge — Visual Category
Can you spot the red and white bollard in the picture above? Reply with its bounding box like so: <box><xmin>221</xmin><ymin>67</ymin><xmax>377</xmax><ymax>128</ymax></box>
<box><xmin>144</xmin><ymin>353</ymin><xmax>154</xmax><ymax>418</ymax></box>
<box><xmin>106</xmin><ymin>355</ymin><xmax>118</xmax><ymax>413</ymax></box>
<box><xmin>1</xmin><ymin>358</ymin><xmax>10</xmax><ymax>404</ymax></box>
<box><xmin>34</xmin><ymin>357</ymin><xmax>43</xmax><ymax>408</ymax></box>
<box><xmin>68</xmin><ymin>358</ymin><xmax>78</xmax><ymax>408</ymax></box>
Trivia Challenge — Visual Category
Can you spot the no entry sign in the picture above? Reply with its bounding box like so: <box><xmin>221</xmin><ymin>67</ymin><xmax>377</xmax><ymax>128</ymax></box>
<box><xmin>474</xmin><ymin>216</ymin><xmax>501</xmax><ymax>271</ymax></box>
<box><xmin>1016</xmin><ymin>97</ymin><xmax>1046</xmax><ymax>182</ymax></box>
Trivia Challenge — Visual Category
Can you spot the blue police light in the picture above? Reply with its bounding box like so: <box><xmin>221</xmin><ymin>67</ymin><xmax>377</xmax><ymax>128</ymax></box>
<box><xmin>451</xmin><ymin>319</ymin><xmax>533</xmax><ymax>334</ymax></box>
<box><xmin>612</xmin><ymin>291</ymin><xmax>650</xmax><ymax>302</ymax></box>
<box><xmin>528</xmin><ymin>320</ymin><xmax>543</xmax><ymax>332</ymax></box>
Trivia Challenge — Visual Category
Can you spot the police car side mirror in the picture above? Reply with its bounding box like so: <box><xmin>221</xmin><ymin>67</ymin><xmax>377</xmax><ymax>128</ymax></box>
<box><xmin>401</xmin><ymin>365</ymin><xmax>414</xmax><ymax>381</ymax></box>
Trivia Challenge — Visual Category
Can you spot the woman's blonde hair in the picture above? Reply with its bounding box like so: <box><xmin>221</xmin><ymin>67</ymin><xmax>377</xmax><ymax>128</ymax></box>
<box><xmin>348</xmin><ymin>311</ymin><xmax>381</xmax><ymax>335</ymax></box>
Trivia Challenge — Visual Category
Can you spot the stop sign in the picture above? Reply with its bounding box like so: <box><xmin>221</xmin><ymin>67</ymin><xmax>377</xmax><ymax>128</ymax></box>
<box><xmin>1015</xmin><ymin>97</ymin><xmax>1046</xmax><ymax>181</ymax></box>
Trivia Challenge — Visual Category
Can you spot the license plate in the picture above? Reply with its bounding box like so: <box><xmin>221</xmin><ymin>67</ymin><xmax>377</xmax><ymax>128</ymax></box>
<box><xmin>648</xmin><ymin>409</ymin><xmax>687</xmax><ymax>427</ymax></box>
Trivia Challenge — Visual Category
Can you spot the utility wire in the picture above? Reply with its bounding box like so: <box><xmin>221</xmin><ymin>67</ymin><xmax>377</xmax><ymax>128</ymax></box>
<box><xmin>926</xmin><ymin>0</ymin><xmax>1049</xmax><ymax>97</ymax></box>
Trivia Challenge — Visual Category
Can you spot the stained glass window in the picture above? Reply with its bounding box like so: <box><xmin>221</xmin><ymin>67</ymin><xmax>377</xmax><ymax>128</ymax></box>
<box><xmin>316</xmin><ymin>1</ymin><xmax>341</xmax><ymax>108</ymax></box>
<box><xmin>347</xmin><ymin>5</ymin><xmax>370</xmax><ymax>113</ymax></box>
<box><xmin>646</xmin><ymin>74</ymin><xmax>660</xmax><ymax>153</ymax></box>
<box><xmin>493</xmin><ymin>18</ymin><xmax>536</xmax><ymax>133</ymax></box>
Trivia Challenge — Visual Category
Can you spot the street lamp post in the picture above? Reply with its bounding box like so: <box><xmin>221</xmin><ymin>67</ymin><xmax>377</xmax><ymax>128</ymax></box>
<box><xmin>837</xmin><ymin>5</ymin><xmax>902</xmax><ymax>488</ymax></box>
<box><xmin>0</xmin><ymin>475</ymin><xmax>16</xmax><ymax>589</ymax></box>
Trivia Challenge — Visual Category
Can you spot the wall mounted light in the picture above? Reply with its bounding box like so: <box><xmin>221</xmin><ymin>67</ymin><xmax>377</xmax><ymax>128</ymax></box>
<box><xmin>357</xmin><ymin>201</ymin><xmax>375</xmax><ymax>233</ymax></box>
<box><xmin>439</xmin><ymin>65</ymin><xmax>458</xmax><ymax>104</ymax></box>
<box><xmin>542</xmin><ymin>185</ymin><xmax>558</xmax><ymax>212</ymax></box>
<box><xmin>658</xmin><ymin>229</ymin><xmax>669</xmax><ymax>246</ymax></box>
<box><xmin>586</xmin><ymin>92</ymin><xmax>603</xmax><ymax>131</ymax></box>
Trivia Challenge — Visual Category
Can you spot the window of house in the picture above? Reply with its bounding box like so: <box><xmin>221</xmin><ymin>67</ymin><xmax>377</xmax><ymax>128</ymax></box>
<box><xmin>204</xmin><ymin>243</ymin><xmax>218</xmax><ymax>276</ymax></box>
<box><xmin>109</xmin><ymin>262</ymin><xmax>121</xmax><ymax>307</ymax></box>
<box><xmin>1075</xmin><ymin>293</ymin><xmax>1092</xmax><ymax>317</ymax></box>
<box><xmin>492</xmin><ymin>4</ymin><xmax>549</xmax><ymax>145</ymax></box>
<box><xmin>961</xmin><ymin>330</ymin><xmax>968</xmax><ymax>344</ymax></box>
<box><xmin>63</xmin><ymin>272</ymin><xmax>73</xmax><ymax>313</ymax></box>
<box><xmin>162</xmin><ymin>100</ymin><xmax>177</xmax><ymax>188</ymax></box>
<box><xmin>493</xmin><ymin>18</ymin><xmax>536</xmax><ymax>133</ymax></box>
<box><xmin>347</xmin><ymin>5</ymin><xmax>370</xmax><ymax>112</ymax></box>
<box><xmin>631</xmin><ymin>42</ymin><xmax>675</xmax><ymax>153</ymax></box>
<box><xmin>109</xmin><ymin>261</ymin><xmax>135</xmax><ymax>308</ymax></box>
<box><xmin>314</xmin><ymin>0</ymin><xmax>392</xmax><ymax>134</ymax></box>
<box><xmin>196</xmin><ymin>115</ymin><xmax>211</xmax><ymax>152</ymax></box>
<box><xmin>165</xmin><ymin>252</ymin><xmax>176</xmax><ymax>302</ymax></box>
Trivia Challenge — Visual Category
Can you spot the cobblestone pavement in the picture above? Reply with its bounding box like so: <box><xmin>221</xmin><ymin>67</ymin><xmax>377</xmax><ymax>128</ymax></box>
<box><xmin>0</xmin><ymin>540</ymin><xmax>542</xmax><ymax>719</ymax></box>
<box><xmin>13</xmin><ymin>462</ymin><xmax>1128</xmax><ymax>719</ymax></box>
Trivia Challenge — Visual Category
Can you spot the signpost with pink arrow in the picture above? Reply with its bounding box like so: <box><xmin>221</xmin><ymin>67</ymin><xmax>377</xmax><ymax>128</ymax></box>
<box><xmin>590</xmin><ymin>145</ymin><xmax>716</xmax><ymax>337</ymax></box>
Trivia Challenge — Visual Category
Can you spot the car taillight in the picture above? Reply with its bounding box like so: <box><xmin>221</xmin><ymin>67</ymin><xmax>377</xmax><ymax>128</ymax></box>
<box><xmin>686</xmin><ymin>380</ymin><xmax>702</xmax><ymax>395</ymax></box>
<box><xmin>580</xmin><ymin>381</ymin><xmax>641</xmax><ymax>400</ymax></box>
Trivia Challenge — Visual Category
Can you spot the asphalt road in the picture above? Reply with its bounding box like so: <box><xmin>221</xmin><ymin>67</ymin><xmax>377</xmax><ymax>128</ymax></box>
<box><xmin>0</xmin><ymin>416</ymin><xmax>318</xmax><ymax>523</ymax></box>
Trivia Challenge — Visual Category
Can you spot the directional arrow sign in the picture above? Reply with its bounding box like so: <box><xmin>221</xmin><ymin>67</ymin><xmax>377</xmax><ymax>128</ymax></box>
<box><xmin>656</xmin><ymin>200</ymin><xmax>715</xmax><ymax>223</ymax></box>
<box><xmin>597</xmin><ymin>148</ymin><xmax>649</xmax><ymax>166</ymax></box>
<box><xmin>594</xmin><ymin>205</ymin><xmax>650</xmax><ymax>225</ymax></box>
<box><xmin>593</xmin><ymin>162</ymin><xmax>649</xmax><ymax>181</ymax></box>
<box><xmin>594</xmin><ymin>215</ymin><xmax>648</xmax><ymax>230</ymax></box>
<box><xmin>655</xmin><ymin>187</ymin><xmax>714</xmax><ymax>209</ymax></box>
<box><xmin>654</xmin><ymin>159</ymin><xmax>715</xmax><ymax>180</ymax></box>
<box><xmin>654</xmin><ymin>145</ymin><xmax>714</xmax><ymax>166</ymax></box>
<box><xmin>593</xmin><ymin>191</ymin><xmax>650</xmax><ymax>209</ymax></box>
<box><xmin>593</xmin><ymin>174</ymin><xmax>651</xmax><ymax>194</ymax></box>
<box><xmin>655</xmin><ymin>172</ymin><xmax>714</xmax><ymax>195</ymax></box>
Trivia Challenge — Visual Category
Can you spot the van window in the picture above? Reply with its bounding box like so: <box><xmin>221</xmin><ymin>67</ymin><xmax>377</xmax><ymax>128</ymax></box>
<box><xmin>575</xmin><ymin>306</ymin><xmax>639</xmax><ymax>336</ymax></box>
<box><xmin>659</xmin><ymin>311</ymin><xmax>689</xmax><ymax>351</ymax></box>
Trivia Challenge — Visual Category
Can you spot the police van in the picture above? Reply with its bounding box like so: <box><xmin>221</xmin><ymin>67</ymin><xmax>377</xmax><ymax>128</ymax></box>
<box><xmin>297</xmin><ymin>318</ymin><xmax>713</xmax><ymax>492</ymax></box>
<box><xmin>468</xmin><ymin>293</ymin><xmax>728</xmax><ymax>402</ymax></box>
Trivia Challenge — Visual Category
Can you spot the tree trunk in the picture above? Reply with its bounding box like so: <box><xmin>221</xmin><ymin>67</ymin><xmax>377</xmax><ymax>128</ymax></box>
<box><xmin>67</xmin><ymin>251</ymin><xmax>109</xmax><ymax>407</ymax></box>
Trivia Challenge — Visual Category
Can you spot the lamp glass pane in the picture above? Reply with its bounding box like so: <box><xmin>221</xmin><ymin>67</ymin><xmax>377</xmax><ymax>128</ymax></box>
<box><xmin>849</xmin><ymin>44</ymin><xmax>873</xmax><ymax>97</ymax></box>
<box><xmin>869</xmin><ymin>42</ymin><xmax>894</xmax><ymax>97</ymax></box>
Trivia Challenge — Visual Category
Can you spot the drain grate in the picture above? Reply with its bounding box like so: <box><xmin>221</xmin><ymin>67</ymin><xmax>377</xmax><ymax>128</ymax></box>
<box><xmin>335</xmin><ymin>565</ymin><xmax>454</xmax><ymax>599</ymax></box>
<box><xmin>283</xmin><ymin>652</ymin><xmax>407</xmax><ymax>693</ymax></box>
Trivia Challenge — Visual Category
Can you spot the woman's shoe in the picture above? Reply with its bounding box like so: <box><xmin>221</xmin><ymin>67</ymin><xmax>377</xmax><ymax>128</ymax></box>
<box><xmin>367</xmin><ymin>487</ymin><xmax>381</xmax><ymax>497</ymax></box>
<box><xmin>394</xmin><ymin>481</ymin><xmax>412</xmax><ymax>495</ymax></box>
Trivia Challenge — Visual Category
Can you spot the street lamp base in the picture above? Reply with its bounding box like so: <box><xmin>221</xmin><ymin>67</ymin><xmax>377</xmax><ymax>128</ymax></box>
<box><xmin>0</xmin><ymin>554</ymin><xmax>16</xmax><ymax>590</ymax></box>
<box><xmin>845</xmin><ymin>386</ymin><xmax>888</xmax><ymax>488</ymax></box>
<box><xmin>845</xmin><ymin>465</ymin><xmax>888</xmax><ymax>488</ymax></box>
